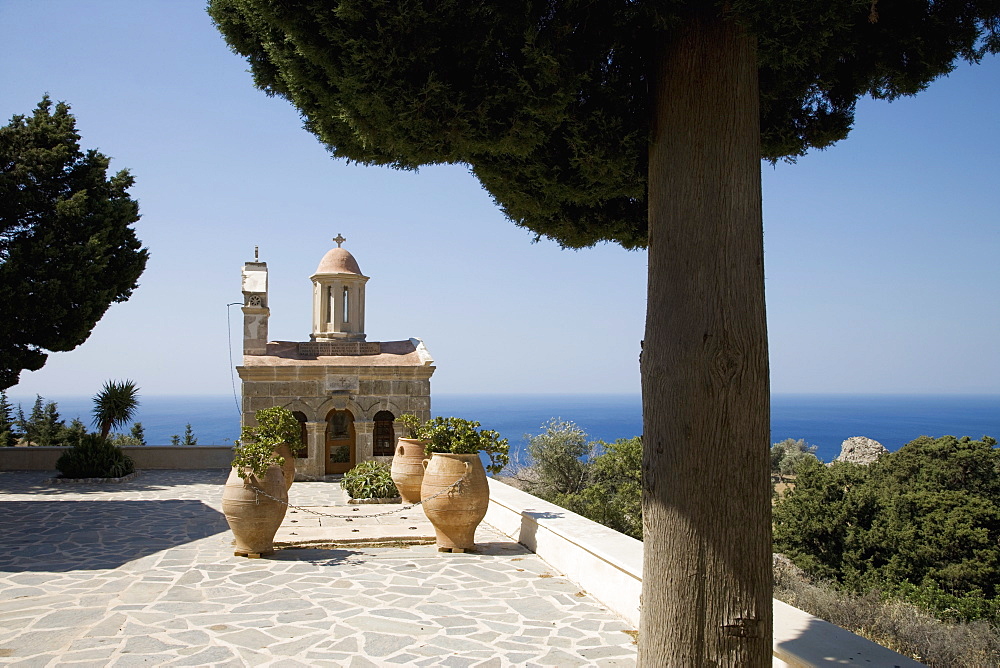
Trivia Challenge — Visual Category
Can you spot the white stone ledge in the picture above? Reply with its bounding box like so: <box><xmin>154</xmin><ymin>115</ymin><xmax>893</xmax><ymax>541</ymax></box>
<box><xmin>485</xmin><ymin>478</ymin><xmax>923</xmax><ymax>667</ymax></box>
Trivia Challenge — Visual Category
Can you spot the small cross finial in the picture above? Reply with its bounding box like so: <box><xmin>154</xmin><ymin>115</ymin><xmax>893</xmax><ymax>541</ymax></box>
<box><xmin>333</xmin><ymin>233</ymin><xmax>346</xmax><ymax>248</ymax></box>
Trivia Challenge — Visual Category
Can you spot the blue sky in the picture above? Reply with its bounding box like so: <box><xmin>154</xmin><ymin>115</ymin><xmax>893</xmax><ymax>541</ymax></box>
<box><xmin>2</xmin><ymin>1</ymin><xmax>997</xmax><ymax>398</ymax></box>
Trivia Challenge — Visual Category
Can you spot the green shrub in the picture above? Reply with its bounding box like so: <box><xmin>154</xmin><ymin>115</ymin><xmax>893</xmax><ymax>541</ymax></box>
<box><xmin>341</xmin><ymin>461</ymin><xmax>399</xmax><ymax>499</ymax></box>
<box><xmin>232</xmin><ymin>406</ymin><xmax>303</xmax><ymax>480</ymax></box>
<box><xmin>774</xmin><ymin>434</ymin><xmax>1000</xmax><ymax>623</ymax></box>
<box><xmin>56</xmin><ymin>433</ymin><xmax>135</xmax><ymax>479</ymax></box>
<box><xmin>399</xmin><ymin>414</ymin><xmax>509</xmax><ymax>474</ymax></box>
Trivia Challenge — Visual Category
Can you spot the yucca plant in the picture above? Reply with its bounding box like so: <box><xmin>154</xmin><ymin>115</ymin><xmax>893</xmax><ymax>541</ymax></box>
<box><xmin>92</xmin><ymin>380</ymin><xmax>140</xmax><ymax>440</ymax></box>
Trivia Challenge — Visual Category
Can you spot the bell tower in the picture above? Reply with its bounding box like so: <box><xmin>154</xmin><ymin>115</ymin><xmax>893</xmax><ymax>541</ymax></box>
<box><xmin>310</xmin><ymin>234</ymin><xmax>369</xmax><ymax>342</ymax></box>
<box><xmin>241</xmin><ymin>246</ymin><xmax>269</xmax><ymax>355</ymax></box>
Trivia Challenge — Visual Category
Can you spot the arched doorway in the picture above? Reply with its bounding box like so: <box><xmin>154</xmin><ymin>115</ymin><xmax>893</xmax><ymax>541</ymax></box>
<box><xmin>291</xmin><ymin>411</ymin><xmax>308</xmax><ymax>457</ymax></box>
<box><xmin>373</xmin><ymin>410</ymin><xmax>395</xmax><ymax>456</ymax></box>
<box><xmin>325</xmin><ymin>409</ymin><xmax>355</xmax><ymax>474</ymax></box>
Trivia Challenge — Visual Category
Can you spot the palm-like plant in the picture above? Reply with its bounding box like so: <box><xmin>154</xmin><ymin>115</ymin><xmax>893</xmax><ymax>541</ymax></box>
<box><xmin>92</xmin><ymin>380</ymin><xmax>140</xmax><ymax>440</ymax></box>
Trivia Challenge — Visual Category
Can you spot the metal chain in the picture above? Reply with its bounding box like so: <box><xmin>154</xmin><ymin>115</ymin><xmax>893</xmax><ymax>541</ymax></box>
<box><xmin>251</xmin><ymin>468</ymin><xmax>471</xmax><ymax>520</ymax></box>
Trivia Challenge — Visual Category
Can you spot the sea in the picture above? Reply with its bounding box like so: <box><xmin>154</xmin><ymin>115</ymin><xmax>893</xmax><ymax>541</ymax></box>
<box><xmin>7</xmin><ymin>393</ymin><xmax>999</xmax><ymax>463</ymax></box>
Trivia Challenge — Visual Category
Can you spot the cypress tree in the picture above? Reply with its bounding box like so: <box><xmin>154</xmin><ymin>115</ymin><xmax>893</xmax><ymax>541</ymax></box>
<box><xmin>0</xmin><ymin>97</ymin><xmax>148</xmax><ymax>389</ymax></box>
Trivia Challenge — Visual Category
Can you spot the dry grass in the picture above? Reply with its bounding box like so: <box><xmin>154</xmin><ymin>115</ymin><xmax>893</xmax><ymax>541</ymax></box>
<box><xmin>774</xmin><ymin>555</ymin><xmax>1000</xmax><ymax>667</ymax></box>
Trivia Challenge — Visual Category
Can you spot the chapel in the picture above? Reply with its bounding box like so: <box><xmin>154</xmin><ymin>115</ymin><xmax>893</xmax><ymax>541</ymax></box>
<box><xmin>236</xmin><ymin>235</ymin><xmax>435</xmax><ymax>479</ymax></box>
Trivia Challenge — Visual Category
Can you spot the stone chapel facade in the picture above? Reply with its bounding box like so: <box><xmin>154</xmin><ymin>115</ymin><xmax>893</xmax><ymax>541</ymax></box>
<box><xmin>236</xmin><ymin>237</ymin><xmax>435</xmax><ymax>479</ymax></box>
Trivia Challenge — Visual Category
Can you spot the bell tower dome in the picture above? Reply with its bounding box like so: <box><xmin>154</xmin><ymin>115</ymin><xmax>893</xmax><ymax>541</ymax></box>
<box><xmin>310</xmin><ymin>234</ymin><xmax>369</xmax><ymax>342</ymax></box>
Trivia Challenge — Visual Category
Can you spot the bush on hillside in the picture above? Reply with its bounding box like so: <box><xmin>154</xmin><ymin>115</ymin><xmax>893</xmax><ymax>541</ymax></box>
<box><xmin>56</xmin><ymin>433</ymin><xmax>135</xmax><ymax>479</ymax></box>
<box><xmin>774</xmin><ymin>555</ymin><xmax>1000</xmax><ymax>667</ymax></box>
<box><xmin>557</xmin><ymin>436</ymin><xmax>643</xmax><ymax>539</ymax></box>
<box><xmin>774</xmin><ymin>434</ymin><xmax>1000</xmax><ymax>623</ymax></box>
<box><xmin>517</xmin><ymin>419</ymin><xmax>595</xmax><ymax>498</ymax></box>
<box><xmin>770</xmin><ymin>437</ymin><xmax>819</xmax><ymax>478</ymax></box>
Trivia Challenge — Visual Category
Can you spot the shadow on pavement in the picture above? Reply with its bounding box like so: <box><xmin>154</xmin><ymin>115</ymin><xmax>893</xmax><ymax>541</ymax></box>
<box><xmin>0</xmin><ymin>499</ymin><xmax>228</xmax><ymax>572</ymax></box>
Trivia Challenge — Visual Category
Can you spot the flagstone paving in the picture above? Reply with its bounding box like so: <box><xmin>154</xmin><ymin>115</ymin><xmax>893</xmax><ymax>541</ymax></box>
<box><xmin>0</xmin><ymin>470</ymin><xmax>637</xmax><ymax>666</ymax></box>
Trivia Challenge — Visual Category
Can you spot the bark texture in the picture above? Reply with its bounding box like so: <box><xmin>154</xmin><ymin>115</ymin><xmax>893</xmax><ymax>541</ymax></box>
<box><xmin>638</xmin><ymin>16</ymin><xmax>772</xmax><ymax>667</ymax></box>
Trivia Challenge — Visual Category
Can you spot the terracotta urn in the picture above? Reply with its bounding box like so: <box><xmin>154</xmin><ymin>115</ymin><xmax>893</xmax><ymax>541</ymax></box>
<box><xmin>420</xmin><ymin>453</ymin><xmax>489</xmax><ymax>552</ymax></box>
<box><xmin>221</xmin><ymin>465</ymin><xmax>288</xmax><ymax>557</ymax></box>
<box><xmin>274</xmin><ymin>442</ymin><xmax>296</xmax><ymax>490</ymax></box>
<box><xmin>390</xmin><ymin>438</ymin><xmax>427</xmax><ymax>504</ymax></box>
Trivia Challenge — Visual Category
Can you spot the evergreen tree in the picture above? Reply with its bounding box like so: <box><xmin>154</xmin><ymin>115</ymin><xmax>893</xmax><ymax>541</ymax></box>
<box><xmin>14</xmin><ymin>403</ymin><xmax>29</xmax><ymax>446</ymax></box>
<box><xmin>0</xmin><ymin>390</ymin><xmax>17</xmax><ymax>447</ymax></box>
<box><xmin>170</xmin><ymin>434</ymin><xmax>180</xmax><ymax>446</ymax></box>
<box><xmin>0</xmin><ymin>97</ymin><xmax>148</xmax><ymax>389</ymax></box>
<box><xmin>35</xmin><ymin>400</ymin><xmax>67</xmax><ymax>447</ymax></box>
<box><xmin>182</xmin><ymin>423</ymin><xmax>197</xmax><ymax>446</ymax></box>
<box><xmin>18</xmin><ymin>396</ymin><xmax>45</xmax><ymax>446</ymax></box>
<box><xmin>774</xmin><ymin>435</ymin><xmax>1000</xmax><ymax>622</ymax></box>
<box><xmin>63</xmin><ymin>418</ymin><xmax>89</xmax><ymax>446</ymax></box>
<box><xmin>209</xmin><ymin>2</ymin><xmax>1000</xmax><ymax>662</ymax></box>
<box><xmin>130</xmin><ymin>422</ymin><xmax>146</xmax><ymax>446</ymax></box>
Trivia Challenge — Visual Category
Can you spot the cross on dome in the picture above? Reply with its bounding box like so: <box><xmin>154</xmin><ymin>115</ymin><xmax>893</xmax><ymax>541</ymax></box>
<box><xmin>333</xmin><ymin>233</ymin><xmax>346</xmax><ymax>248</ymax></box>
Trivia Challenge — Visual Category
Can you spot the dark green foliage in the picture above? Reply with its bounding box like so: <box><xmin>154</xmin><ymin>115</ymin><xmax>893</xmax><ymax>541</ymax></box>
<box><xmin>170</xmin><ymin>434</ymin><xmax>180</xmax><ymax>446</ymax></box>
<box><xmin>0</xmin><ymin>97</ymin><xmax>148</xmax><ymax>388</ymax></box>
<box><xmin>182</xmin><ymin>423</ymin><xmax>197</xmax><ymax>446</ymax></box>
<box><xmin>208</xmin><ymin>1</ymin><xmax>999</xmax><ymax>248</ymax></box>
<box><xmin>341</xmin><ymin>461</ymin><xmax>399</xmax><ymax>499</ymax></box>
<box><xmin>56</xmin><ymin>433</ymin><xmax>135</xmax><ymax>479</ymax></box>
<box><xmin>0</xmin><ymin>390</ymin><xmax>17</xmax><ymax>447</ymax></box>
<box><xmin>774</xmin><ymin>435</ymin><xmax>1000</xmax><ymax>622</ymax></box>
<box><xmin>130</xmin><ymin>422</ymin><xmax>146</xmax><ymax>446</ymax></box>
<box><xmin>232</xmin><ymin>406</ymin><xmax>302</xmax><ymax>479</ymax></box>
<box><xmin>514</xmin><ymin>419</ymin><xmax>642</xmax><ymax>539</ymax></box>
<box><xmin>15</xmin><ymin>396</ymin><xmax>70</xmax><ymax>447</ymax></box>
<box><xmin>91</xmin><ymin>379</ymin><xmax>139</xmax><ymax>439</ymax></box>
<box><xmin>63</xmin><ymin>418</ymin><xmax>89</xmax><ymax>445</ymax></box>
<box><xmin>399</xmin><ymin>414</ymin><xmax>509</xmax><ymax>474</ymax></box>
<box><xmin>558</xmin><ymin>436</ymin><xmax>643</xmax><ymax>539</ymax></box>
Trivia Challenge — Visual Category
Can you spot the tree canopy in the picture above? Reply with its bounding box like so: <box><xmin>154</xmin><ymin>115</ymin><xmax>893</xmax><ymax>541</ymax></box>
<box><xmin>0</xmin><ymin>97</ymin><xmax>148</xmax><ymax>389</ymax></box>
<box><xmin>209</xmin><ymin>1</ymin><xmax>998</xmax><ymax>249</ymax></box>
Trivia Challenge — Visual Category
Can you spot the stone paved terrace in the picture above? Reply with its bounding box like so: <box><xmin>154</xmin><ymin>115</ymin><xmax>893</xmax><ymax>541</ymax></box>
<box><xmin>0</xmin><ymin>470</ymin><xmax>638</xmax><ymax>666</ymax></box>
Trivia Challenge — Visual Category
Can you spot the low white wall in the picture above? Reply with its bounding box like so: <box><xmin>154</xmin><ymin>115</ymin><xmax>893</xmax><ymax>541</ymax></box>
<box><xmin>0</xmin><ymin>446</ymin><xmax>234</xmax><ymax>471</ymax></box>
<box><xmin>485</xmin><ymin>478</ymin><xmax>924</xmax><ymax>668</ymax></box>
<box><xmin>486</xmin><ymin>477</ymin><xmax>642</xmax><ymax>626</ymax></box>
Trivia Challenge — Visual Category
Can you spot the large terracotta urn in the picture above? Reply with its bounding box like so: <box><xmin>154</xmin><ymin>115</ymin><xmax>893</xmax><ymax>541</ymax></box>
<box><xmin>221</xmin><ymin>466</ymin><xmax>288</xmax><ymax>557</ymax></box>
<box><xmin>390</xmin><ymin>438</ymin><xmax>427</xmax><ymax>504</ymax></box>
<box><xmin>274</xmin><ymin>443</ymin><xmax>296</xmax><ymax>490</ymax></box>
<box><xmin>420</xmin><ymin>453</ymin><xmax>489</xmax><ymax>552</ymax></box>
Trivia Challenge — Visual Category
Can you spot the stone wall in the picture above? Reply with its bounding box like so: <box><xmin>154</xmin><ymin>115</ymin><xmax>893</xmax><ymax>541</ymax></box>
<box><xmin>0</xmin><ymin>446</ymin><xmax>234</xmax><ymax>471</ymax></box>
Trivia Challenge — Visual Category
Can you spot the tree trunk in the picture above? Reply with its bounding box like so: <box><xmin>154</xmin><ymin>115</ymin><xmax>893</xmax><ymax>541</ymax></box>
<box><xmin>639</xmin><ymin>15</ymin><xmax>771</xmax><ymax>667</ymax></box>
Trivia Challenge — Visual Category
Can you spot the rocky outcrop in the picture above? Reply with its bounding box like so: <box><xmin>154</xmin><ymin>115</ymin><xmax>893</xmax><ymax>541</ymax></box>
<box><xmin>833</xmin><ymin>436</ymin><xmax>888</xmax><ymax>465</ymax></box>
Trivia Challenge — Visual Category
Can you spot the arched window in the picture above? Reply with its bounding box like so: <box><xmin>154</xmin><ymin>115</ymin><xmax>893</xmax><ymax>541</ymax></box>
<box><xmin>291</xmin><ymin>411</ymin><xmax>308</xmax><ymax>457</ymax></box>
<box><xmin>373</xmin><ymin>410</ymin><xmax>395</xmax><ymax>456</ymax></box>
